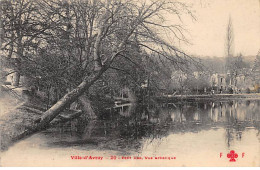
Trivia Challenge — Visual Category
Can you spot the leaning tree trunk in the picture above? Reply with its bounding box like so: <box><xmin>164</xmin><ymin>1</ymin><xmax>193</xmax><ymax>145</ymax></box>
<box><xmin>37</xmin><ymin>68</ymin><xmax>106</xmax><ymax>129</ymax></box>
<box><xmin>37</xmin><ymin>0</ymin><xmax>127</xmax><ymax>129</ymax></box>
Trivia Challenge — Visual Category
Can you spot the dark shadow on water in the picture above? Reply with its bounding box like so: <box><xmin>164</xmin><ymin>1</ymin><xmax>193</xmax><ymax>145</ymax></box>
<box><xmin>40</xmin><ymin>100</ymin><xmax>260</xmax><ymax>154</ymax></box>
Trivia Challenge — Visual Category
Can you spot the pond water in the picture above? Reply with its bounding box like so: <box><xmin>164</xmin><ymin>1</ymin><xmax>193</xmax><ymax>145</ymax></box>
<box><xmin>1</xmin><ymin>100</ymin><xmax>260</xmax><ymax>166</ymax></box>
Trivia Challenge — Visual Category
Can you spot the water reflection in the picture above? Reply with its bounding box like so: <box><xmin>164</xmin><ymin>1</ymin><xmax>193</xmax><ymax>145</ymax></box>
<box><xmin>1</xmin><ymin>100</ymin><xmax>260</xmax><ymax>166</ymax></box>
<box><xmin>38</xmin><ymin>100</ymin><xmax>260</xmax><ymax>153</ymax></box>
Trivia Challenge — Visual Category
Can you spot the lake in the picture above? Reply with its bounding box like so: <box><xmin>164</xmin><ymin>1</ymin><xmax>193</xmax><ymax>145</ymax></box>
<box><xmin>1</xmin><ymin>100</ymin><xmax>259</xmax><ymax>166</ymax></box>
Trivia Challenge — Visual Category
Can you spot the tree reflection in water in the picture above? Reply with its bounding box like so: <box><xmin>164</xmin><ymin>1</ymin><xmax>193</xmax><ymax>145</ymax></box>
<box><xmin>44</xmin><ymin>100</ymin><xmax>260</xmax><ymax>154</ymax></box>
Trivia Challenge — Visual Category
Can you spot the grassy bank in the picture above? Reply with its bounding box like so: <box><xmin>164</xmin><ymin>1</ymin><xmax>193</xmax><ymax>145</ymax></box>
<box><xmin>0</xmin><ymin>91</ymin><xmax>117</xmax><ymax>151</ymax></box>
<box><xmin>0</xmin><ymin>92</ymin><xmax>47</xmax><ymax>151</ymax></box>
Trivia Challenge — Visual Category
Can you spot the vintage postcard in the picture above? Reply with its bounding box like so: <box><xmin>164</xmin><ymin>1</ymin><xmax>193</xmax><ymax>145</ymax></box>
<box><xmin>0</xmin><ymin>0</ymin><xmax>259</xmax><ymax>167</ymax></box>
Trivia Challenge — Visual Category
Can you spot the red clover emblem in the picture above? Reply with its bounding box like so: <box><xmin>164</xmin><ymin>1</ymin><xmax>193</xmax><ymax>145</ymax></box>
<box><xmin>227</xmin><ymin>150</ymin><xmax>238</xmax><ymax>162</ymax></box>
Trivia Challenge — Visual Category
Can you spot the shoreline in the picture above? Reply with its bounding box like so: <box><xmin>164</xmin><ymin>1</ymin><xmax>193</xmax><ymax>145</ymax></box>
<box><xmin>1</xmin><ymin>92</ymin><xmax>260</xmax><ymax>151</ymax></box>
<box><xmin>156</xmin><ymin>93</ymin><xmax>260</xmax><ymax>102</ymax></box>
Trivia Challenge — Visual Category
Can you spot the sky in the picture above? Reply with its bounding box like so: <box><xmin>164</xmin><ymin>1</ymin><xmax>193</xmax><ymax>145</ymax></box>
<box><xmin>171</xmin><ymin>0</ymin><xmax>260</xmax><ymax>58</ymax></box>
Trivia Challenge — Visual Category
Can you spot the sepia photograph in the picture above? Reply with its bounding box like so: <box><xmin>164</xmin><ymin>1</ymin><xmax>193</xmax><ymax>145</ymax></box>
<box><xmin>0</xmin><ymin>0</ymin><xmax>259</xmax><ymax>167</ymax></box>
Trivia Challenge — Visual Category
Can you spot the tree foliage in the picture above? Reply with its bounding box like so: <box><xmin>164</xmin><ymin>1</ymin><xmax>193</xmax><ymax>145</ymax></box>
<box><xmin>252</xmin><ymin>51</ymin><xmax>260</xmax><ymax>84</ymax></box>
<box><xmin>1</xmin><ymin>0</ymin><xmax>197</xmax><ymax>125</ymax></box>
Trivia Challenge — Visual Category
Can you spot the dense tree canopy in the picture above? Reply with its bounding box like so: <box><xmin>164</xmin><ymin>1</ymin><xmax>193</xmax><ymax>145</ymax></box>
<box><xmin>1</xmin><ymin>0</ymin><xmax>197</xmax><ymax>126</ymax></box>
